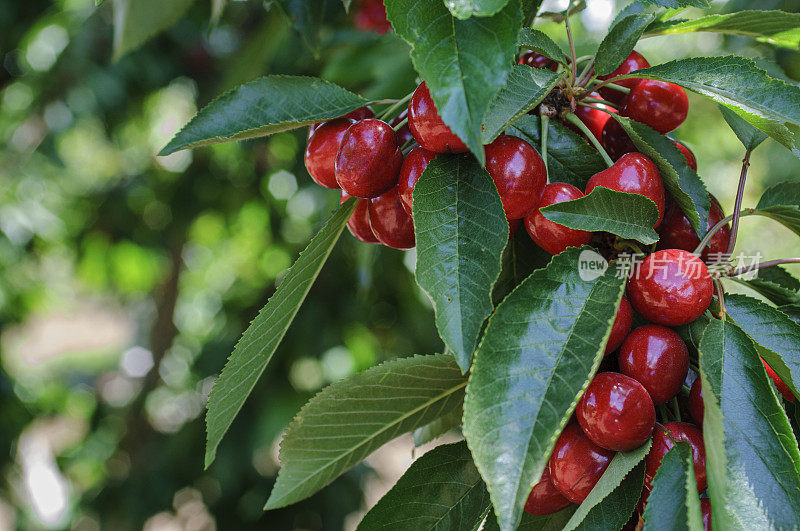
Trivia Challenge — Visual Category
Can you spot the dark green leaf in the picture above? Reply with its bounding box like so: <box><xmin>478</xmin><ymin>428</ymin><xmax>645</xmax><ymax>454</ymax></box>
<box><xmin>265</xmin><ymin>353</ymin><xmax>468</xmax><ymax>509</ymax></box>
<box><xmin>521</xmin><ymin>0</ymin><xmax>543</xmax><ymax>26</ymax></box>
<box><xmin>779</xmin><ymin>304</ymin><xmax>800</xmax><ymax>324</ymax></box>
<box><xmin>414</xmin><ymin>155</ymin><xmax>508</xmax><ymax>372</ymax></box>
<box><xmin>386</xmin><ymin>0</ymin><xmax>521</xmax><ymax>164</ymax></box>
<box><xmin>718</xmin><ymin>105</ymin><xmax>767</xmax><ymax>151</ymax></box>
<box><xmin>641</xmin><ymin>443</ymin><xmax>704</xmax><ymax>531</ymax></box>
<box><xmin>111</xmin><ymin>0</ymin><xmax>195</xmax><ymax>60</ymax></box>
<box><xmin>698</xmin><ymin>319</ymin><xmax>800</xmax><ymax>530</ymax></box>
<box><xmin>730</xmin><ymin>265</ymin><xmax>800</xmax><ymax>306</ymax></box>
<box><xmin>517</xmin><ymin>28</ymin><xmax>568</xmax><ymax>63</ymax></box>
<box><xmin>492</xmin><ymin>227</ymin><xmax>552</xmax><ymax>305</ymax></box>
<box><xmin>611</xmin><ymin>115</ymin><xmax>710</xmax><ymax>237</ymax></box>
<box><xmin>565</xmin><ymin>443</ymin><xmax>650</xmax><ymax>531</ymax></box>
<box><xmin>540</xmin><ymin>186</ymin><xmax>660</xmax><ymax>244</ymax></box>
<box><xmin>445</xmin><ymin>0</ymin><xmax>511</xmax><ymax>19</ymax></box>
<box><xmin>412</xmin><ymin>406</ymin><xmax>463</xmax><ymax>447</ymax></box>
<box><xmin>483</xmin><ymin>507</ymin><xmax>577</xmax><ymax>531</ymax></box>
<box><xmin>160</xmin><ymin>76</ymin><xmax>368</xmax><ymax>155</ymax></box>
<box><xmin>724</xmin><ymin>293</ymin><xmax>800</xmax><ymax>399</ymax></box>
<box><xmin>482</xmin><ymin>66</ymin><xmax>563</xmax><ymax>144</ymax></box>
<box><xmin>620</xmin><ymin>57</ymin><xmax>800</xmax><ymax>157</ymax></box>
<box><xmin>645</xmin><ymin>10</ymin><xmax>800</xmax><ymax>49</ymax></box>
<box><xmin>273</xmin><ymin>0</ymin><xmax>325</xmax><ymax>53</ymax></box>
<box><xmin>595</xmin><ymin>13</ymin><xmax>656</xmax><ymax>76</ymax></box>
<box><xmin>205</xmin><ymin>201</ymin><xmax>356</xmax><ymax>467</ymax></box>
<box><xmin>507</xmin><ymin>115</ymin><xmax>606</xmax><ymax>188</ymax></box>
<box><xmin>755</xmin><ymin>181</ymin><xmax>800</xmax><ymax>236</ymax></box>
<box><xmin>357</xmin><ymin>441</ymin><xmax>489</xmax><ymax>530</ymax></box>
<box><xmin>640</xmin><ymin>0</ymin><xmax>709</xmax><ymax>7</ymax></box>
<box><xmin>463</xmin><ymin>247</ymin><xmax>626</xmax><ymax>531</ymax></box>
<box><xmin>674</xmin><ymin>313</ymin><xmax>710</xmax><ymax>357</ymax></box>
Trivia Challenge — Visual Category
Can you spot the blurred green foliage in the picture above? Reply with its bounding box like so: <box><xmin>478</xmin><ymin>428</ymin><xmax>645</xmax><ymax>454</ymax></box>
<box><xmin>0</xmin><ymin>0</ymin><xmax>798</xmax><ymax>529</ymax></box>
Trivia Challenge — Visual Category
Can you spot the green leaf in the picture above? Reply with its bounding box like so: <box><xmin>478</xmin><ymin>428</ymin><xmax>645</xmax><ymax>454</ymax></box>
<box><xmin>517</xmin><ymin>28</ymin><xmax>568</xmax><ymax>63</ymax></box>
<box><xmin>621</xmin><ymin>57</ymin><xmax>800</xmax><ymax>157</ymax></box>
<box><xmin>755</xmin><ymin>181</ymin><xmax>800</xmax><ymax>236</ymax></box>
<box><xmin>645</xmin><ymin>10</ymin><xmax>800</xmax><ymax>49</ymax></box>
<box><xmin>492</xmin><ymin>226</ymin><xmax>552</xmax><ymax>305</ymax></box>
<box><xmin>611</xmin><ymin>115</ymin><xmax>710</xmax><ymax>237</ymax></box>
<box><xmin>641</xmin><ymin>443</ymin><xmax>704</xmax><ymax>531</ymax></box>
<box><xmin>594</xmin><ymin>13</ymin><xmax>656</xmax><ymax>76</ymax></box>
<box><xmin>266</xmin><ymin>353</ymin><xmax>468</xmax><ymax>510</ymax></box>
<box><xmin>730</xmin><ymin>265</ymin><xmax>800</xmax><ymax>306</ymax></box>
<box><xmin>463</xmin><ymin>247</ymin><xmax>626</xmax><ymax>531</ymax></box>
<box><xmin>483</xmin><ymin>507</ymin><xmax>577</xmax><ymax>531</ymax></box>
<box><xmin>412</xmin><ymin>406</ymin><xmax>463</xmax><ymax>447</ymax></box>
<box><xmin>507</xmin><ymin>115</ymin><xmax>606</xmax><ymax>188</ymax></box>
<box><xmin>273</xmin><ymin>0</ymin><xmax>325</xmax><ymax>53</ymax></box>
<box><xmin>698</xmin><ymin>319</ymin><xmax>800</xmax><ymax>530</ymax></box>
<box><xmin>111</xmin><ymin>0</ymin><xmax>195</xmax><ymax>61</ymax></box>
<box><xmin>674</xmin><ymin>313</ymin><xmax>710</xmax><ymax>356</ymax></box>
<box><xmin>482</xmin><ymin>66</ymin><xmax>563</xmax><ymax>144</ymax></box>
<box><xmin>386</xmin><ymin>0</ymin><xmax>521</xmax><ymax>164</ymax></box>
<box><xmin>521</xmin><ymin>0</ymin><xmax>543</xmax><ymax>25</ymax></box>
<box><xmin>160</xmin><ymin>76</ymin><xmax>368</xmax><ymax>155</ymax></box>
<box><xmin>724</xmin><ymin>293</ymin><xmax>800</xmax><ymax>399</ymax></box>
<box><xmin>564</xmin><ymin>442</ymin><xmax>650</xmax><ymax>531</ymax></box>
<box><xmin>413</xmin><ymin>155</ymin><xmax>508</xmax><ymax>372</ymax></box>
<box><xmin>640</xmin><ymin>0</ymin><xmax>709</xmax><ymax>7</ymax></box>
<box><xmin>357</xmin><ymin>441</ymin><xmax>489</xmax><ymax>530</ymax></box>
<box><xmin>540</xmin><ymin>186</ymin><xmax>660</xmax><ymax>244</ymax></box>
<box><xmin>445</xmin><ymin>0</ymin><xmax>511</xmax><ymax>19</ymax></box>
<box><xmin>205</xmin><ymin>200</ymin><xmax>356</xmax><ymax>468</ymax></box>
<box><xmin>718</xmin><ymin>104</ymin><xmax>768</xmax><ymax>151</ymax></box>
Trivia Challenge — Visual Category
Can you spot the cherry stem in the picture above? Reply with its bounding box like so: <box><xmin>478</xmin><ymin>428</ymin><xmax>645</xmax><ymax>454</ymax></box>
<box><xmin>564</xmin><ymin>113</ymin><xmax>613</xmax><ymax>167</ymax></box>
<box><xmin>692</xmin><ymin>210</ymin><xmax>754</xmax><ymax>256</ymax></box>
<box><xmin>392</xmin><ymin>116</ymin><xmax>408</xmax><ymax>132</ymax></box>
<box><xmin>671</xmin><ymin>396</ymin><xmax>682</xmax><ymax>422</ymax></box>
<box><xmin>725</xmin><ymin>150</ymin><xmax>752</xmax><ymax>258</ymax></box>
<box><xmin>713</xmin><ymin>278</ymin><xmax>727</xmax><ymax>317</ymax></box>
<box><xmin>575</xmin><ymin>57</ymin><xmax>595</xmax><ymax>87</ymax></box>
<box><xmin>563</xmin><ymin>1</ymin><xmax>578</xmax><ymax>83</ymax></box>
<box><xmin>727</xmin><ymin>258</ymin><xmax>800</xmax><ymax>278</ymax></box>
<box><xmin>378</xmin><ymin>92</ymin><xmax>412</xmax><ymax>121</ymax></box>
<box><xmin>582</xmin><ymin>96</ymin><xmax>618</xmax><ymax>109</ymax></box>
<box><xmin>576</xmin><ymin>102</ymin><xmax>615</xmax><ymax>115</ymax></box>
<box><xmin>540</xmin><ymin>114</ymin><xmax>550</xmax><ymax>175</ymax></box>
<box><xmin>577</xmin><ymin>78</ymin><xmax>633</xmax><ymax>99</ymax></box>
<box><xmin>657</xmin><ymin>404</ymin><xmax>674</xmax><ymax>423</ymax></box>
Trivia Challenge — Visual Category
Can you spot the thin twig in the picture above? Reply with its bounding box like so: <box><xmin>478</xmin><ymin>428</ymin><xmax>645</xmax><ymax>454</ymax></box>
<box><xmin>540</xmin><ymin>114</ymin><xmax>549</xmax><ymax>174</ymax></box>
<box><xmin>727</xmin><ymin>258</ymin><xmax>800</xmax><ymax>278</ymax></box>
<box><xmin>575</xmin><ymin>57</ymin><xmax>595</xmax><ymax>87</ymax></box>
<box><xmin>725</xmin><ymin>150</ymin><xmax>752</xmax><ymax>258</ymax></box>
<box><xmin>576</xmin><ymin>77</ymin><xmax>632</xmax><ymax>99</ymax></box>
<box><xmin>564</xmin><ymin>1</ymin><xmax>578</xmax><ymax>83</ymax></box>
<box><xmin>693</xmin><ymin>210</ymin><xmax>754</xmax><ymax>256</ymax></box>
<box><xmin>713</xmin><ymin>278</ymin><xmax>727</xmax><ymax>317</ymax></box>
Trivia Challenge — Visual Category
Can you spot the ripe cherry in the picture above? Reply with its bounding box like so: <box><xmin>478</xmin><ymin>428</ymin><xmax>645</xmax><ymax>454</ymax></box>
<box><xmin>576</xmin><ymin>372</ymin><xmax>656</xmax><ymax>451</ymax></box>
<box><xmin>574</xmin><ymin>93</ymin><xmax>617</xmax><ymax>142</ymax></box>
<box><xmin>701</xmin><ymin>498</ymin><xmax>712</xmax><ymax>531</ymax></box>
<box><xmin>762</xmin><ymin>357</ymin><xmax>796</xmax><ymax>402</ymax></box>
<box><xmin>620</xmin><ymin>80</ymin><xmax>689</xmax><ymax>134</ymax></box>
<box><xmin>646</xmin><ymin>422</ymin><xmax>707</xmax><ymax>492</ymax></box>
<box><xmin>518</xmin><ymin>51</ymin><xmax>557</xmax><ymax>72</ymax></box>
<box><xmin>525</xmin><ymin>182</ymin><xmax>592</xmax><ymax>255</ymax></box>
<box><xmin>657</xmin><ymin>195</ymin><xmax>730</xmax><ymax>261</ymax></box>
<box><xmin>672</xmin><ymin>139</ymin><xmax>697</xmax><ymax>171</ymax></box>
<box><xmin>585</xmin><ymin>153</ymin><xmax>665</xmax><ymax>227</ymax></box>
<box><xmin>619</xmin><ymin>325</ymin><xmax>689</xmax><ymax>405</ymax></box>
<box><xmin>549</xmin><ymin>423</ymin><xmax>615</xmax><ymax>503</ymax></box>
<box><xmin>353</xmin><ymin>0</ymin><xmax>391</xmax><ymax>34</ymax></box>
<box><xmin>335</xmin><ymin>119</ymin><xmax>403</xmax><ymax>198</ymax></box>
<box><xmin>397</xmin><ymin>147</ymin><xmax>437</xmax><ymax>215</ymax></box>
<box><xmin>408</xmin><ymin>82</ymin><xmax>468</xmax><ymax>154</ymax></box>
<box><xmin>689</xmin><ymin>377</ymin><xmax>704</xmax><ymax>425</ymax></box>
<box><xmin>523</xmin><ymin>466</ymin><xmax>573</xmax><ymax>516</ymax></box>
<box><xmin>627</xmin><ymin>249</ymin><xmax>714</xmax><ymax>326</ymax></box>
<box><xmin>368</xmin><ymin>187</ymin><xmax>415</xmax><ymax>249</ymax></box>
<box><xmin>305</xmin><ymin>118</ymin><xmax>356</xmax><ymax>188</ymax></box>
<box><xmin>601</xmin><ymin>118</ymin><xmax>637</xmax><ymax>161</ymax></box>
<box><xmin>341</xmin><ymin>191</ymin><xmax>379</xmax><ymax>244</ymax></box>
<box><xmin>606</xmin><ymin>295</ymin><xmax>633</xmax><ymax>355</ymax></box>
<box><xmin>308</xmin><ymin>106</ymin><xmax>374</xmax><ymax>139</ymax></box>
<box><xmin>598</xmin><ymin>50</ymin><xmax>650</xmax><ymax>104</ymax></box>
<box><xmin>485</xmin><ymin>135</ymin><xmax>547</xmax><ymax>220</ymax></box>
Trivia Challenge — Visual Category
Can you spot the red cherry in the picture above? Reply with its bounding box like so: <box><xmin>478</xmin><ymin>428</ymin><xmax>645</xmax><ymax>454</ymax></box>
<box><xmin>397</xmin><ymin>147</ymin><xmax>438</xmax><ymax>215</ymax></box>
<box><xmin>576</xmin><ymin>372</ymin><xmax>655</xmax><ymax>451</ymax></box>
<box><xmin>619</xmin><ymin>325</ymin><xmax>689</xmax><ymax>405</ymax></box>
<box><xmin>689</xmin><ymin>377</ymin><xmax>704</xmax><ymax>425</ymax></box>
<box><xmin>485</xmin><ymin>135</ymin><xmax>547</xmax><ymax>220</ymax></box>
<box><xmin>606</xmin><ymin>295</ymin><xmax>633</xmax><ymax>355</ymax></box>
<box><xmin>657</xmin><ymin>195</ymin><xmax>730</xmax><ymax>261</ymax></box>
<box><xmin>305</xmin><ymin>118</ymin><xmax>356</xmax><ymax>188</ymax></box>
<box><xmin>341</xmin><ymin>191</ymin><xmax>379</xmax><ymax>244</ymax></box>
<box><xmin>620</xmin><ymin>80</ymin><xmax>689</xmax><ymax>134</ymax></box>
<box><xmin>574</xmin><ymin>92</ymin><xmax>616</xmax><ymax>142</ymax></box>
<box><xmin>701</xmin><ymin>498</ymin><xmax>712</xmax><ymax>531</ymax></box>
<box><xmin>598</xmin><ymin>50</ymin><xmax>650</xmax><ymax>104</ymax></box>
<box><xmin>335</xmin><ymin>119</ymin><xmax>403</xmax><ymax>198</ymax></box>
<box><xmin>525</xmin><ymin>182</ymin><xmax>592</xmax><ymax>255</ymax></box>
<box><xmin>354</xmin><ymin>0</ymin><xmax>391</xmax><ymax>34</ymax></box>
<box><xmin>308</xmin><ymin>106</ymin><xmax>374</xmax><ymax>139</ymax></box>
<box><xmin>645</xmin><ymin>422</ymin><xmax>707</xmax><ymax>492</ymax></box>
<box><xmin>601</xmin><ymin>118</ymin><xmax>637</xmax><ymax>161</ymax></box>
<box><xmin>672</xmin><ymin>139</ymin><xmax>697</xmax><ymax>171</ymax></box>
<box><xmin>408</xmin><ymin>82</ymin><xmax>468</xmax><ymax>154</ymax></box>
<box><xmin>585</xmin><ymin>153</ymin><xmax>665</xmax><ymax>227</ymax></box>
<box><xmin>518</xmin><ymin>51</ymin><xmax>558</xmax><ymax>72</ymax></box>
<box><xmin>627</xmin><ymin>249</ymin><xmax>714</xmax><ymax>326</ymax></box>
<box><xmin>762</xmin><ymin>357</ymin><xmax>796</xmax><ymax>402</ymax></box>
<box><xmin>368</xmin><ymin>187</ymin><xmax>415</xmax><ymax>249</ymax></box>
<box><xmin>523</xmin><ymin>466</ymin><xmax>573</xmax><ymax>516</ymax></box>
<box><xmin>509</xmin><ymin>218</ymin><xmax>522</xmax><ymax>235</ymax></box>
<box><xmin>549</xmin><ymin>423</ymin><xmax>615</xmax><ymax>503</ymax></box>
